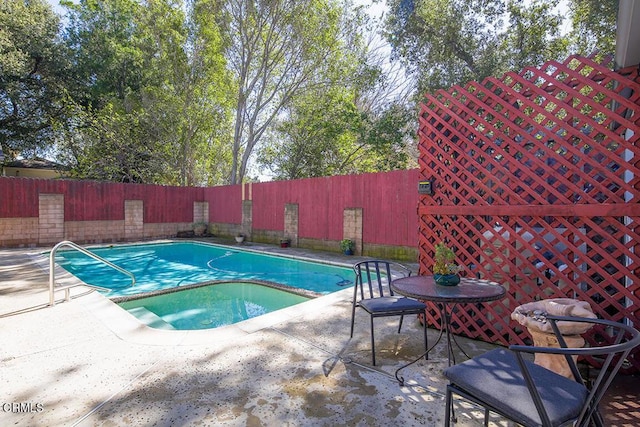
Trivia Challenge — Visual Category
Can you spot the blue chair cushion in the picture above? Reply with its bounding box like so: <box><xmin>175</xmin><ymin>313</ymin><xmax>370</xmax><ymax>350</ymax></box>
<box><xmin>360</xmin><ymin>296</ymin><xmax>426</xmax><ymax>314</ymax></box>
<box><xmin>444</xmin><ymin>348</ymin><xmax>589</xmax><ymax>426</ymax></box>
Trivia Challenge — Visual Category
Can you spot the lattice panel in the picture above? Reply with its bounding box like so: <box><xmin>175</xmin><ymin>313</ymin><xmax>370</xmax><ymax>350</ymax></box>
<box><xmin>418</xmin><ymin>55</ymin><xmax>640</xmax><ymax>372</ymax></box>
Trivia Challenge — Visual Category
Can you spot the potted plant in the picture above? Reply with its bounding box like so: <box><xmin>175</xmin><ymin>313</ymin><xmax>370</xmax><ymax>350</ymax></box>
<box><xmin>340</xmin><ymin>238</ymin><xmax>355</xmax><ymax>255</ymax></box>
<box><xmin>235</xmin><ymin>233</ymin><xmax>245</xmax><ymax>243</ymax></box>
<box><xmin>280</xmin><ymin>238</ymin><xmax>291</xmax><ymax>248</ymax></box>
<box><xmin>192</xmin><ymin>222</ymin><xmax>208</xmax><ymax>237</ymax></box>
<box><xmin>433</xmin><ymin>242</ymin><xmax>462</xmax><ymax>286</ymax></box>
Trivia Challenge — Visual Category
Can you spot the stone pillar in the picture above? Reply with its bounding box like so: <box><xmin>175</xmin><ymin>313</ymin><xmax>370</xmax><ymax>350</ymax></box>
<box><xmin>284</xmin><ymin>203</ymin><xmax>299</xmax><ymax>247</ymax></box>
<box><xmin>193</xmin><ymin>201</ymin><xmax>209</xmax><ymax>224</ymax></box>
<box><xmin>124</xmin><ymin>200</ymin><xmax>143</xmax><ymax>240</ymax></box>
<box><xmin>241</xmin><ymin>200</ymin><xmax>252</xmax><ymax>238</ymax></box>
<box><xmin>343</xmin><ymin>208</ymin><xmax>363</xmax><ymax>256</ymax></box>
<box><xmin>38</xmin><ymin>194</ymin><xmax>64</xmax><ymax>245</ymax></box>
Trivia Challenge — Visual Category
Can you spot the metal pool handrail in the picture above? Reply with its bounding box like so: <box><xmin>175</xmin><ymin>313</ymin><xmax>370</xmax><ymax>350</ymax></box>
<box><xmin>49</xmin><ymin>240</ymin><xmax>135</xmax><ymax>306</ymax></box>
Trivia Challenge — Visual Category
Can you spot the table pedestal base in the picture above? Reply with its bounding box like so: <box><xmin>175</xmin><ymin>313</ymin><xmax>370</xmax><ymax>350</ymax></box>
<box><xmin>395</xmin><ymin>302</ymin><xmax>468</xmax><ymax>385</ymax></box>
<box><xmin>389</xmin><ymin>275</ymin><xmax>506</xmax><ymax>386</ymax></box>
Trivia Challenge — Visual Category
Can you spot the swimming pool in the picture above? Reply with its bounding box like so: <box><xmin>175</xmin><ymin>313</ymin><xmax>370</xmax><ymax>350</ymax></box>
<box><xmin>53</xmin><ymin>241</ymin><xmax>354</xmax><ymax>298</ymax></box>
<box><xmin>52</xmin><ymin>241</ymin><xmax>353</xmax><ymax>330</ymax></box>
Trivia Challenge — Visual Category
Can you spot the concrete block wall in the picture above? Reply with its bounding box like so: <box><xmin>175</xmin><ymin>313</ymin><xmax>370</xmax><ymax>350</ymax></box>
<box><xmin>38</xmin><ymin>194</ymin><xmax>64</xmax><ymax>245</ymax></box>
<box><xmin>0</xmin><ymin>172</ymin><xmax>420</xmax><ymax>261</ymax></box>
<box><xmin>284</xmin><ymin>203</ymin><xmax>298</xmax><ymax>246</ymax></box>
<box><xmin>241</xmin><ymin>200</ymin><xmax>252</xmax><ymax>238</ymax></box>
<box><xmin>343</xmin><ymin>208</ymin><xmax>363</xmax><ymax>256</ymax></box>
<box><xmin>65</xmin><ymin>220</ymin><xmax>124</xmax><ymax>244</ymax></box>
<box><xmin>143</xmin><ymin>222</ymin><xmax>190</xmax><ymax>239</ymax></box>
<box><xmin>193</xmin><ymin>201</ymin><xmax>208</xmax><ymax>225</ymax></box>
<box><xmin>0</xmin><ymin>217</ymin><xmax>39</xmax><ymax>246</ymax></box>
<box><xmin>125</xmin><ymin>200</ymin><xmax>143</xmax><ymax>240</ymax></box>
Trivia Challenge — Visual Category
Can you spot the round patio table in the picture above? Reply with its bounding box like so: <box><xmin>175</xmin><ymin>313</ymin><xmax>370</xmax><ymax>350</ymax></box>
<box><xmin>391</xmin><ymin>275</ymin><xmax>506</xmax><ymax>384</ymax></box>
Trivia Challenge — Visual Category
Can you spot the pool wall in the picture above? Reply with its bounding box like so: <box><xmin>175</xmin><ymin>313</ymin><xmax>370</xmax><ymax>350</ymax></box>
<box><xmin>110</xmin><ymin>279</ymin><xmax>323</xmax><ymax>304</ymax></box>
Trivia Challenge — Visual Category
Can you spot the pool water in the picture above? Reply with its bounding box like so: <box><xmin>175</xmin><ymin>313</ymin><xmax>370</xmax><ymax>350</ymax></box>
<box><xmin>54</xmin><ymin>241</ymin><xmax>353</xmax><ymax>298</ymax></box>
<box><xmin>53</xmin><ymin>241</ymin><xmax>354</xmax><ymax>330</ymax></box>
<box><xmin>118</xmin><ymin>282</ymin><xmax>310</xmax><ymax>330</ymax></box>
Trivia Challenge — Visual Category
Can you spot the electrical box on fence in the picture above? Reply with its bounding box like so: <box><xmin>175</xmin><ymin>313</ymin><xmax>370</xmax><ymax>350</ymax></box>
<box><xmin>418</xmin><ymin>179</ymin><xmax>434</xmax><ymax>195</ymax></box>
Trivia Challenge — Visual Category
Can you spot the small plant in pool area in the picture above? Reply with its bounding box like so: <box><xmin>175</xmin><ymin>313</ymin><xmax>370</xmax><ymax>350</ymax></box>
<box><xmin>340</xmin><ymin>239</ymin><xmax>355</xmax><ymax>255</ymax></box>
<box><xmin>433</xmin><ymin>242</ymin><xmax>462</xmax><ymax>275</ymax></box>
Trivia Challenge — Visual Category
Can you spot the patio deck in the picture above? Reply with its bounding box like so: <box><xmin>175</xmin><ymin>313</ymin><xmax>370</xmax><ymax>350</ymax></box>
<box><xmin>1</xmin><ymin>241</ymin><xmax>636</xmax><ymax>426</ymax></box>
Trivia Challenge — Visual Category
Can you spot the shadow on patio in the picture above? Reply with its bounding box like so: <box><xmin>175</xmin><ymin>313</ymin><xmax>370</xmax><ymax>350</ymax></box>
<box><xmin>0</xmin><ymin>244</ymin><xmax>637</xmax><ymax>426</ymax></box>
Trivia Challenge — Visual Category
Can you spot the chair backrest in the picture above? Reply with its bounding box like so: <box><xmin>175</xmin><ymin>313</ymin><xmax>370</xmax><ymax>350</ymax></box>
<box><xmin>510</xmin><ymin>315</ymin><xmax>640</xmax><ymax>426</ymax></box>
<box><xmin>353</xmin><ymin>260</ymin><xmax>411</xmax><ymax>301</ymax></box>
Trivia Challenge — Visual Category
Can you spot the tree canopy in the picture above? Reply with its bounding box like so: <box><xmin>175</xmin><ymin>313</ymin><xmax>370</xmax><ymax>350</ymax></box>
<box><xmin>0</xmin><ymin>0</ymin><xmax>71</xmax><ymax>158</ymax></box>
<box><xmin>1</xmin><ymin>0</ymin><xmax>620</xmax><ymax>185</ymax></box>
<box><xmin>57</xmin><ymin>0</ymin><xmax>233</xmax><ymax>184</ymax></box>
<box><xmin>256</xmin><ymin>4</ymin><xmax>418</xmax><ymax>180</ymax></box>
<box><xmin>211</xmin><ymin>0</ymin><xmax>372</xmax><ymax>183</ymax></box>
<box><xmin>385</xmin><ymin>0</ymin><xmax>617</xmax><ymax>95</ymax></box>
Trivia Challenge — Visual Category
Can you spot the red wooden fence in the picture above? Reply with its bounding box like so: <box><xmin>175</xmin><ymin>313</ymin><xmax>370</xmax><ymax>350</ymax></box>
<box><xmin>418</xmin><ymin>55</ymin><xmax>640</xmax><ymax>372</ymax></box>
<box><xmin>0</xmin><ymin>169</ymin><xmax>420</xmax><ymax>250</ymax></box>
<box><xmin>0</xmin><ymin>179</ymin><xmax>204</xmax><ymax>223</ymax></box>
<box><xmin>249</xmin><ymin>170</ymin><xmax>419</xmax><ymax>245</ymax></box>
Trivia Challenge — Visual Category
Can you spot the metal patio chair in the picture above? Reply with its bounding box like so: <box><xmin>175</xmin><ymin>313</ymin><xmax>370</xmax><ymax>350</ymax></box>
<box><xmin>350</xmin><ymin>260</ymin><xmax>428</xmax><ymax>366</ymax></box>
<box><xmin>443</xmin><ymin>315</ymin><xmax>640</xmax><ymax>427</ymax></box>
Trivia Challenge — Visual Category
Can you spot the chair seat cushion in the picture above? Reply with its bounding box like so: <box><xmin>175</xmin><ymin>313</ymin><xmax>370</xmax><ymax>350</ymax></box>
<box><xmin>444</xmin><ymin>348</ymin><xmax>589</xmax><ymax>426</ymax></box>
<box><xmin>360</xmin><ymin>296</ymin><xmax>426</xmax><ymax>314</ymax></box>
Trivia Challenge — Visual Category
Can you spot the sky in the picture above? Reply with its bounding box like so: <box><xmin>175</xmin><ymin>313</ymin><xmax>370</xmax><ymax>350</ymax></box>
<box><xmin>48</xmin><ymin>0</ymin><xmax>65</xmax><ymax>15</ymax></box>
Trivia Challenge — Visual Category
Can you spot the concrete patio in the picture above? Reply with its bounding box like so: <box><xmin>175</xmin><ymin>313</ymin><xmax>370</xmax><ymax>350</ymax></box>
<box><xmin>0</xmin><ymin>242</ymin><xmax>636</xmax><ymax>426</ymax></box>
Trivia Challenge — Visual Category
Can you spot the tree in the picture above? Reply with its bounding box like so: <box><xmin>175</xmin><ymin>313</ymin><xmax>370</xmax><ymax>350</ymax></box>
<box><xmin>360</xmin><ymin>102</ymin><xmax>416</xmax><ymax>171</ymax></box>
<box><xmin>258</xmin><ymin>81</ymin><xmax>417</xmax><ymax>180</ymax></box>
<box><xmin>136</xmin><ymin>0</ymin><xmax>234</xmax><ymax>186</ymax></box>
<box><xmin>384</xmin><ymin>0</ymin><xmax>616</xmax><ymax>95</ymax></box>
<box><xmin>59</xmin><ymin>0</ymin><xmax>233</xmax><ymax>184</ymax></box>
<box><xmin>385</xmin><ymin>0</ymin><xmax>509</xmax><ymax>94</ymax></box>
<box><xmin>502</xmin><ymin>0</ymin><xmax>569</xmax><ymax>72</ymax></box>
<box><xmin>60</xmin><ymin>0</ymin><xmax>165</xmax><ymax>182</ymax></box>
<box><xmin>258</xmin><ymin>88</ymin><xmax>363</xmax><ymax>180</ymax></box>
<box><xmin>567</xmin><ymin>0</ymin><xmax>617</xmax><ymax>58</ymax></box>
<box><xmin>256</xmin><ymin>3</ymin><xmax>417</xmax><ymax>181</ymax></box>
<box><xmin>0</xmin><ymin>0</ymin><xmax>71</xmax><ymax>160</ymax></box>
<box><xmin>211</xmin><ymin>0</ymin><xmax>357</xmax><ymax>184</ymax></box>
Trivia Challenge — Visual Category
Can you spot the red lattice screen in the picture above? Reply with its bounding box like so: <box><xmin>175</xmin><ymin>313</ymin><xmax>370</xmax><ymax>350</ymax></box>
<box><xmin>418</xmin><ymin>55</ymin><xmax>640</xmax><ymax>372</ymax></box>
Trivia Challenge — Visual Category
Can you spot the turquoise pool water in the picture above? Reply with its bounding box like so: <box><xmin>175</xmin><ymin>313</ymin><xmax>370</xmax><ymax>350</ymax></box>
<box><xmin>118</xmin><ymin>282</ymin><xmax>310</xmax><ymax>330</ymax></box>
<box><xmin>54</xmin><ymin>241</ymin><xmax>353</xmax><ymax>298</ymax></box>
<box><xmin>53</xmin><ymin>241</ymin><xmax>353</xmax><ymax>330</ymax></box>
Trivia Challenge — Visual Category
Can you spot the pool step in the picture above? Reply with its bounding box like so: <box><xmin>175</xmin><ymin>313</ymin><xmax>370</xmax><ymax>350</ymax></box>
<box><xmin>127</xmin><ymin>307</ymin><xmax>176</xmax><ymax>330</ymax></box>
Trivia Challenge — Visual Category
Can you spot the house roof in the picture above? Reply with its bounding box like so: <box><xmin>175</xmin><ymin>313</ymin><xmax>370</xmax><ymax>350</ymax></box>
<box><xmin>4</xmin><ymin>157</ymin><xmax>68</xmax><ymax>170</ymax></box>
